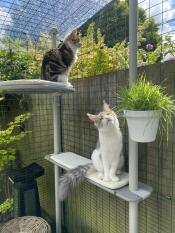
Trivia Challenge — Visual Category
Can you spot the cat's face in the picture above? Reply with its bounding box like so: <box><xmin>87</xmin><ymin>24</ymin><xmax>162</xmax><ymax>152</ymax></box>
<box><xmin>87</xmin><ymin>101</ymin><xmax>117</xmax><ymax>129</ymax></box>
<box><xmin>66</xmin><ymin>30</ymin><xmax>81</xmax><ymax>48</ymax></box>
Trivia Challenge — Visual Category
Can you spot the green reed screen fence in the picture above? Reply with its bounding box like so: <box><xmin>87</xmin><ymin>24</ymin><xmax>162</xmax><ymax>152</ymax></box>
<box><xmin>0</xmin><ymin>0</ymin><xmax>175</xmax><ymax>232</ymax></box>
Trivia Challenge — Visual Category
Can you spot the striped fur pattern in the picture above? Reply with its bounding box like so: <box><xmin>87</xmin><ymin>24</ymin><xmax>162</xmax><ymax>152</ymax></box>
<box><xmin>58</xmin><ymin>164</ymin><xmax>92</xmax><ymax>200</ymax></box>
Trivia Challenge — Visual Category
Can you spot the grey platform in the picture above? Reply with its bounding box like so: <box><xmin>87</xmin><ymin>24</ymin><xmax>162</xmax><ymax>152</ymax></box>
<box><xmin>0</xmin><ymin>79</ymin><xmax>74</xmax><ymax>94</ymax></box>
<box><xmin>45</xmin><ymin>152</ymin><xmax>153</xmax><ymax>202</ymax></box>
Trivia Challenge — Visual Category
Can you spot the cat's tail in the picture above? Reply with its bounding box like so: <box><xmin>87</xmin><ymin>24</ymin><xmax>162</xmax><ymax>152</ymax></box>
<box><xmin>58</xmin><ymin>164</ymin><xmax>93</xmax><ymax>201</ymax></box>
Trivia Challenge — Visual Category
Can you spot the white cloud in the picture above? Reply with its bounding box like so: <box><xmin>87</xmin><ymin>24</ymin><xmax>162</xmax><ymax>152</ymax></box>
<box><xmin>0</xmin><ymin>7</ymin><xmax>12</xmax><ymax>39</ymax></box>
<box><xmin>138</xmin><ymin>0</ymin><xmax>175</xmax><ymax>60</ymax></box>
<box><xmin>139</xmin><ymin>0</ymin><xmax>175</xmax><ymax>38</ymax></box>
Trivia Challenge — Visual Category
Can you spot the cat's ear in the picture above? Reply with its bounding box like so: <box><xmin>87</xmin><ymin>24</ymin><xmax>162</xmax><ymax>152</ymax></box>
<box><xmin>72</xmin><ymin>29</ymin><xmax>77</xmax><ymax>35</ymax></box>
<box><xmin>87</xmin><ymin>113</ymin><xmax>98</xmax><ymax>122</ymax></box>
<box><xmin>103</xmin><ymin>100</ymin><xmax>110</xmax><ymax>112</ymax></box>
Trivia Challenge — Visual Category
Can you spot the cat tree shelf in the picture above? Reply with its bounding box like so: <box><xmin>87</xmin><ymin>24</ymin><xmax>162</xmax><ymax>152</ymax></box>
<box><xmin>45</xmin><ymin>152</ymin><xmax>152</xmax><ymax>202</ymax></box>
<box><xmin>0</xmin><ymin>79</ymin><xmax>74</xmax><ymax>94</ymax></box>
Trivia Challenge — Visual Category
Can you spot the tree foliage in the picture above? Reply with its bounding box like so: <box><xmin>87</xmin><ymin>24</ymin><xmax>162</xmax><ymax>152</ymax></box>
<box><xmin>70</xmin><ymin>23</ymin><xmax>129</xmax><ymax>78</ymax></box>
<box><xmin>0</xmin><ymin>112</ymin><xmax>30</xmax><ymax>171</ymax></box>
<box><xmin>0</xmin><ymin>37</ymin><xmax>43</xmax><ymax>80</ymax></box>
<box><xmin>0</xmin><ymin>49</ymin><xmax>41</xmax><ymax>80</ymax></box>
<box><xmin>138</xmin><ymin>19</ymin><xmax>161</xmax><ymax>49</ymax></box>
<box><xmin>80</xmin><ymin>0</ymin><xmax>160</xmax><ymax>49</ymax></box>
<box><xmin>0</xmin><ymin>24</ymin><xmax>174</xmax><ymax>81</ymax></box>
<box><xmin>0</xmin><ymin>198</ymin><xmax>13</xmax><ymax>214</ymax></box>
<box><xmin>0</xmin><ymin>34</ymin><xmax>61</xmax><ymax>81</ymax></box>
<box><xmin>70</xmin><ymin>23</ymin><xmax>174</xmax><ymax>79</ymax></box>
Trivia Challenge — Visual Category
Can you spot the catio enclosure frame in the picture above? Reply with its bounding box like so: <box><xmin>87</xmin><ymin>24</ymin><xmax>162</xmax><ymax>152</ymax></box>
<box><xmin>0</xmin><ymin>0</ymin><xmax>168</xmax><ymax>233</ymax></box>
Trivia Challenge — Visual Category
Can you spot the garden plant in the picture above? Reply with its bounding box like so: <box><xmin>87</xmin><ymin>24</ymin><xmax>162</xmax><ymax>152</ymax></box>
<box><xmin>0</xmin><ymin>99</ymin><xmax>30</xmax><ymax>221</ymax></box>
<box><xmin>116</xmin><ymin>76</ymin><xmax>175</xmax><ymax>142</ymax></box>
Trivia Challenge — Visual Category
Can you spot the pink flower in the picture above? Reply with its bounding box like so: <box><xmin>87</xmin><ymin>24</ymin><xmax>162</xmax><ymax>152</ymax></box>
<box><xmin>146</xmin><ymin>43</ymin><xmax>153</xmax><ymax>51</ymax></box>
<box><xmin>138</xmin><ymin>63</ymin><xmax>145</xmax><ymax>68</ymax></box>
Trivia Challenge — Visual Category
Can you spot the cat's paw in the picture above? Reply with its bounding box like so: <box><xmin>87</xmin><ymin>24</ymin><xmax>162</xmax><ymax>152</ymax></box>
<box><xmin>97</xmin><ymin>172</ymin><xmax>104</xmax><ymax>180</ymax></box>
<box><xmin>103</xmin><ymin>176</ymin><xmax>110</xmax><ymax>182</ymax></box>
<box><xmin>111</xmin><ymin>176</ymin><xmax>119</xmax><ymax>182</ymax></box>
<box><xmin>66</xmin><ymin>82</ymin><xmax>73</xmax><ymax>87</ymax></box>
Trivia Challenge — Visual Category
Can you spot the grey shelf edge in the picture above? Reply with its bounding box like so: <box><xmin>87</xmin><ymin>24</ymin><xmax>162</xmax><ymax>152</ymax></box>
<box><xmin>45</xmin><ymin>154</ymin><xmax>153</xmax><ymax>203</ymax></box>
<box><xmin>0</xmin><ymin>79</ymin><xmax>75</xmax><ymax>94</ymax></box>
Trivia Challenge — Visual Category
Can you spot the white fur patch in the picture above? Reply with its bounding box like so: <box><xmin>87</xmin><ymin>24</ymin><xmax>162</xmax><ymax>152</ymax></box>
<box><xmin>90</xmin><ymin>113</ymin><xmax>124</xmax><ymax>182</ymax></box>
<box><xmin>66</xmin><ymin>41</ymin><xmax>78</xmax><ymax>61</ymax></box>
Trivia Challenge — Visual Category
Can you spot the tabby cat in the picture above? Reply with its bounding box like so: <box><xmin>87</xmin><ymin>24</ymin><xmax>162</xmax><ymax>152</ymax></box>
<box><xmin>41</xmin><ymin>29</ymin><xmax>81</xmax><ymax>86</ymax></box>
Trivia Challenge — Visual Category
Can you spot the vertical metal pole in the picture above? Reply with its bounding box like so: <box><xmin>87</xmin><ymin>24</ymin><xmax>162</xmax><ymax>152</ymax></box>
<box><xmin>129</xmin><ymin>0</ymin><xmax>138</xmax><ymax>86</ymax></box>
<box><xmin>50</xmin><ymin>27</ymin><xmax>58</xmax><ymax>49</ymax></box>
<box><xmin>53</xmin><ymin>96</ymin><xmax>61</xmax><ymax>233</ymax></box>
<box><xmin>50</xmin><ymin>28</ymin><xmax>62</xmax><ymax>233</ymax></box>
<box><xmin>129</xmin><ymin>140</ymin><xmax>138</xmax><ymax>191</ymax></box>
<box><xmin>129</xmin><ymin>0</ymin><xmax>139</xmax><ymax>233</ymax></box>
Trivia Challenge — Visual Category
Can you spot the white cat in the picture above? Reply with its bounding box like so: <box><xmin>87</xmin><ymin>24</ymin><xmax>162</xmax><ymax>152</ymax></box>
<box><xmin>58</xmin><ymin>101</ymin><xmax>124</xmax><ymax>200</ymax></box>
<box><xmin>87</xmin><ymin>101</ymin><xmax>124</xmax><ymax>182</ymax></box>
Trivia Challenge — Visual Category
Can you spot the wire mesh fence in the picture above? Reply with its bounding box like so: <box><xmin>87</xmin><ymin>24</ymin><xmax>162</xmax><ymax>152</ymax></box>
<box><xmin>0</xmin><ymin>0</ymin><xmax>112</xmax><ymax>39</ymax></box>
<box><xmin>61</xmin><ymin>61</ymin><xmax>175</xmax><ymax>233</ymax></box>
<box><xmin>0</xmin><ymin>94</ymin><xmax>55</xmax><ymax>231</ymax></box>
<box><xmin>0</xmin><ymin>0</ymin><xmax>175</xmax><ymax>233</ymax></box>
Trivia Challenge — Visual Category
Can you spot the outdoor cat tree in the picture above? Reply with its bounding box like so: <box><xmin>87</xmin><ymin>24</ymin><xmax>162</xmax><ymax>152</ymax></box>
<box><xmin>0</xmin><ymin>1</ymin><xmax>153</xmax><ymax>233</ymax></box>
<box><xmin>45</xmin><ymin>1</ymin><xmax>153</xmax><ymax>232</ymax></box>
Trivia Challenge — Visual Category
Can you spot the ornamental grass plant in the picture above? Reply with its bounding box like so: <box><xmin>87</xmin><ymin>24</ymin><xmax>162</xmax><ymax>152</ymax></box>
<box><xmin>116</xmin><ymin>76</ymin><xmax>175</xmax><ymax>141</ymax></box>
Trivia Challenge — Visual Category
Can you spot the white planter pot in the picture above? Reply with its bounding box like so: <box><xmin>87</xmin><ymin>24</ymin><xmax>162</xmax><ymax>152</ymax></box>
<box><xmin>124</xmin><ymin>110</ymin><xmax>162</xmax><ymax>143</ymax></box>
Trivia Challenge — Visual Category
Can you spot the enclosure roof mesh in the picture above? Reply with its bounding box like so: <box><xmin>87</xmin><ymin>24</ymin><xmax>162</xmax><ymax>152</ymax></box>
<box><xmin>0</xmin><ymin>0</ymin><xmax>112</xmax><ymax>40</ymax></box>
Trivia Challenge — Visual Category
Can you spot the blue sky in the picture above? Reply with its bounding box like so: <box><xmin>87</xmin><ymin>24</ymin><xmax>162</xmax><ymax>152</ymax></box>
<box><xmin>139</xmin><ymin>0</ymin><xmax>175</xmax><ymax>37</ymax></box>
<box><xmin>0</xmin><ymin>0</ymin><xmax>175</xmax><ymax>39</ymax></box>
<box><xmin>0</xmin><ymin>0</ymin><xmax>112</xmax><ymax>39</ymax></box>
